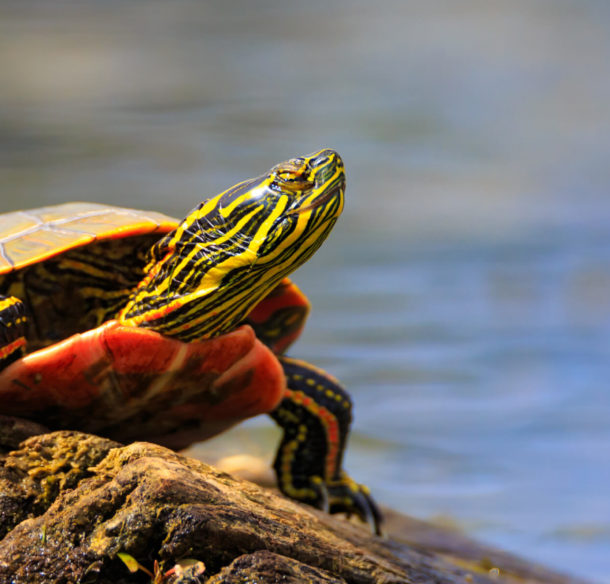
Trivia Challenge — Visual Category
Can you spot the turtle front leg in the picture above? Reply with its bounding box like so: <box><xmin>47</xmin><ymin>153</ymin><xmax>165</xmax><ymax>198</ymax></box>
<box><xmin>270</xmin><ymin>356</ymin><xmax>382</xmax><ymax>535</ymax></box>
<box><xmin>0</xmin><ymin>296</ymin><xmax>27</xmax><ymax>370</ymax></box>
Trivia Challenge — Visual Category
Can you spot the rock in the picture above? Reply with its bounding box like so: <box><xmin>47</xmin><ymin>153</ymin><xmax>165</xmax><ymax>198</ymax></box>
<box><xmin>206</xmin><ymin>550</ymin><xmax>348</xmax><ymax>583</ymax></box>
<box><xmin>0</xmin><ymin>431</ymin><xmax>590</xmax><ymax>584</ymax></box>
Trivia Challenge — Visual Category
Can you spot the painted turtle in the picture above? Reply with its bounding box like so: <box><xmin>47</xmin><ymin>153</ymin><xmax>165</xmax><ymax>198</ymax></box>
<box><xmin>0</xmin><ymin>149</ymin><xmax>381</xmax><ymax>532</ymax></box>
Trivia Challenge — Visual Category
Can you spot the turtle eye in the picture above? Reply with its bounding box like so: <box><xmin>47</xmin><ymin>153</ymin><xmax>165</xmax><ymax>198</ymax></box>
<box><xmin>276</xmin><ymin>174</ymin><xmax>311</xmax><ymax>192</ymax></box>
<box><xmin>271</xmin><ymin>159</ymin><xmax>313</xmax><ymax>193</ymax></box>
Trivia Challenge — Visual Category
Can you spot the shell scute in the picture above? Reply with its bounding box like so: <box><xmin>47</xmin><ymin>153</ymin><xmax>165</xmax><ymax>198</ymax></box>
<box><xmin>0</xmin><ymin>202</ymin><xmax>177</xmax><ymax>273</ymax></box>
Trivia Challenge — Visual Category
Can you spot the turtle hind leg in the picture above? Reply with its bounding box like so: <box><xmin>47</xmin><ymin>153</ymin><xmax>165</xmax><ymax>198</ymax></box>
<box><xmin>0</xmin><ymin>296</ymin><xmax>27</xmax><ymax>370</ymax></box>
<box><xmin>270</xmin><ymin>356</ymin><xmax>383</xmax><ymax>535</ymax></box>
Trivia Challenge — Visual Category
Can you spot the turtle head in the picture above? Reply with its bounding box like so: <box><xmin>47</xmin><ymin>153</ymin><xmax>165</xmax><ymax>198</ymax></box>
<box><xmin>119</xmin><ymin>149</ymin><xmax>345</xmax><ymax>340</ymax></box>
<box><xmin>202</xmin><ymin>148</ymin><xmax>344</xmax><ymax>258</ymax></box>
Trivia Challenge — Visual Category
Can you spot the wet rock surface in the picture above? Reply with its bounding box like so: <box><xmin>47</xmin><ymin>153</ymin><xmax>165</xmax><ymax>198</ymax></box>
<box><xmin>0</xmin><ymin>431</ymin><xmax>589</xmax><ymax>584</ymax></box>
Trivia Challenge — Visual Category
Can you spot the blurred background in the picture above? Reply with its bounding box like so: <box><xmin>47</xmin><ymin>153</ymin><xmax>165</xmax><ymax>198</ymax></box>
<box><xmin>1</xmin><ymin>1</ymin><xmax>609</xmax><ymax>580</ymax></box>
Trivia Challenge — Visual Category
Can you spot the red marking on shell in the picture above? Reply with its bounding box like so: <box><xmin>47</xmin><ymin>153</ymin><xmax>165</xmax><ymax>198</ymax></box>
<box><xmin>0</xmin><ymin>321</ymin><xmax>285</xmax><ymax>450</ymax></box>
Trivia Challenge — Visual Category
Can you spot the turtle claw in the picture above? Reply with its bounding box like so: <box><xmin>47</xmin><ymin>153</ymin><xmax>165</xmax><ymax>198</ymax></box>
<box><xmin>314</xmin><ymin>474</ymin><xmax>383</xmax><ymax>536</ymax></box>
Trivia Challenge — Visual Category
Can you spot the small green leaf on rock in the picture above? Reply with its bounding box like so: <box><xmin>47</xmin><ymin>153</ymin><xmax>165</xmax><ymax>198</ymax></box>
<box><xmin>117</xmin><ymin>552</ymin><xmax>141</xmax><ymax>574</ymax></box>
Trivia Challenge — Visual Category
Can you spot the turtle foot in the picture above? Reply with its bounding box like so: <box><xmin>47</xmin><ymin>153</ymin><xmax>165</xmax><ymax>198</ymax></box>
<box><xmin>314</xmin><ymin>473</ymin><xmax>383</xmax><ymax>536</ymax></box>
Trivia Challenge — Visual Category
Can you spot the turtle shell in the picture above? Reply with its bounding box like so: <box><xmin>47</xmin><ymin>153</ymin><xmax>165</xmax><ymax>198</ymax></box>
<box><xmin>0</xmin><ymin>202</ymin><xmax>177</xmax><ymax>273</ymax></box>
<box><xmin>0</xmin><ymin>202</ymin><xmax>285</xmax><ymax>449</ymax></box>
<box><xmin>0</xmin><ymin>202</ymin><xmax>186</xmax><ymax>350</ymax></box>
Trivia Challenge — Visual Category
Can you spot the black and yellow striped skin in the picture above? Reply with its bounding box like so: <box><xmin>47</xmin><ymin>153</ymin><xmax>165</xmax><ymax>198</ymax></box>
<box><xmin>118</xmin><ymin>149</ymin><xmax>345</xmax><ymax>342</ymax></box>
<box><xmin>0</xmin><ymin>296</ymin><xmax>27</xmax><ymax>369</ymax></box>
<box><xmin>0</xmin><ymin>149</ymin><xmax>382</xmax><ymax>533</ymax></box>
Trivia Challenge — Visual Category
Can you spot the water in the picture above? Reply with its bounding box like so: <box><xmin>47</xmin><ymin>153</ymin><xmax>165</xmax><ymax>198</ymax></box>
<box><xmin>1</xmin><ymin>1</ymin><xmax>609</xmax><ymax>581</ymax></box>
